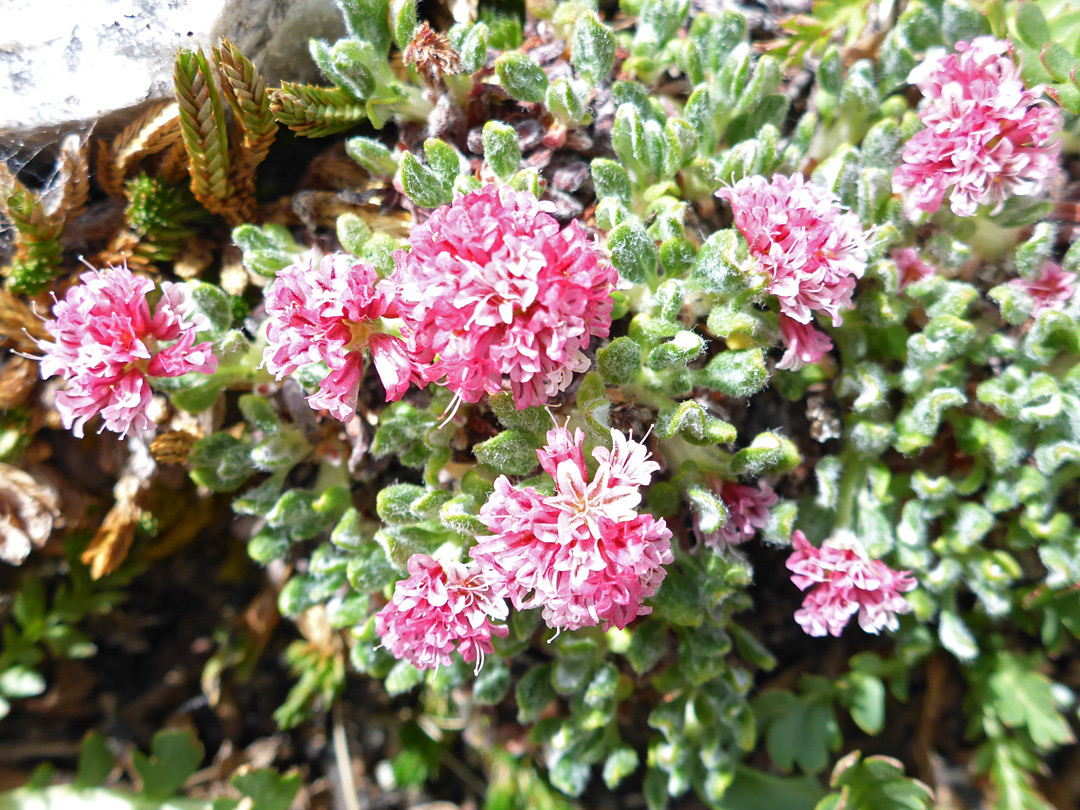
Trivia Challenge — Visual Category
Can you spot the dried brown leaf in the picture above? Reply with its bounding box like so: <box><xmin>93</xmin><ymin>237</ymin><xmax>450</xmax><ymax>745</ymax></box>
<box><xmin>403</xmin><ymin>22</ymin><xmax>463</xmax><ymax>87</ymax></box>
<box><xmin>40</xmin><ymin>134</ymin><xmax>90</xmax><ymax>222</ymax></box>
<box><xmin>0</xmin><ymin>289</ymin><xmax>49</xmax><ymax>350</ymax></box>
<box><xmin>81</xmin><ymin>497</ymin><xmax>141</xmax><ymax>579</ymax></box>
<box><xmin>172</xmin><ymin>237</ymin><xmax>215</xmax><ymax>280</ymax></box>
<box><xmin>0</xmin><ymin>355</ymin><xmax>38</xmax><ymax>410</ymax></box>
<box><xmin>94</xmin><ymin>140</ymin><xmax>125</xmax><ymax>199</ymax></box>
<box><xmin>0</xmin><ymin>463</ymin><xmax>60</xmax><ymax>566</ymax></box>
<box><xmin>156</xmin><ymin>141</ymin><xmax>191</xmax><ymax>185</ymax></box>
<box><xmin>149</xmin><ymin>429</ymin><xmax>201</xmax><ymax>464</ymax></box>
<box><xmin>113</xmin><ymin>103</ymin><xmax>183</xmax><ymax>178</ymax></box>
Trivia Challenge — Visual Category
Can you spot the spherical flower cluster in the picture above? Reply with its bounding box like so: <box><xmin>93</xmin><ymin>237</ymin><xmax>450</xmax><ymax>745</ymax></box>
<box><xmin>719</xmin><ymin>173</ymin><xmax>869</xmax><ymax>328</ymax></box>
<box><xmin>1008</xmin><ymin>260</ymin><xmax>1077</xmax><ymax>317</ymax></box>
<box><xmin>473</xmin><ymin>426</ymin><xmax>673</xmax><ymax>632</ymax></box>
<box><xmin>786</xmin><ymin>531</ymin><xmax>916</xmax><ymax>637</ymax></box>
<box><xmin>700</xmin><ymin>480</ymin><xmax>778</xmax><ymax>550</ymax></box>
<box><xmin>891</xmin><ymin>247</ymin><xmax>937</xmax><ymax>291</ymax></box>
<box><xmin>39</xmin><ymin>266</ymin><xmax>217</xmax><ymax>438</ymax></box>
<box><xmin>262</xmin><ymin>251</ymin><xmax>413</xmax><ymax>423</ymax></box>
<box><xmin>390</xmin><ymin>185</ymin><xmax>615</xmax><ymax>409</ymax></box>
<box><xmin>894</xmin><ymin>37</ymin><xmax>1062</xmax><ymax>218</ymax></box>
<box><xmin>374</xmin><ymin>554</ymin><xmax>508</xmax><ymax>673</ymax></box>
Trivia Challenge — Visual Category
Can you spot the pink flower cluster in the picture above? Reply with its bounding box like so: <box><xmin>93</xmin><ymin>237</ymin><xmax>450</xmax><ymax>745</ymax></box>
<box><xmin>374</xmin><ymin>555</ymin><xmax>509</xmax><ymax>672</ymax></box>
<box><xmin>1008</xmin><ymin>260</ymin><xmax>1077</xmax><ymax>317</ymax></box>
<box><xmin>786</xmin><ymin>531</ymin><xmax>916</xmax><ymax>637</ymax></box>
<box><xmin>719</xmin><ymin>174</ymin><xmax>867</xmax><ymax>370</ymax></box>
<box><xmin>891</xmin><ymin>247</ymin><xmax>937</xmax><ymax>291</ymax></box>
<box><xmin>262</xmin><ymin>252</ymin><xmax>413</xmax><ymax>422</ymax></box>
<box><xmin>473</xmin><ymin>426</ymin><xmax>674</xmax><ymax>632</ymax></box>
<box><xmin>894</xmin><ymin>37</ymin><xmax>1062</xmax><ymax>218</ymax></box>
<box><xmin>720</xmin><ymin>174</ymin><xmax>868</xmax><ymax>326</ymax></box>
<box><xmin>390</xmin><ymin>185</ymin><xmax>615</xmax><ymax>409</ymax></box>
<box><xmin>39</xmin><ymin>266</ymin><xmax>217</xmax><ymax>438</ymax></box>
<box><xmin>699</xmin><ymin>481</ymin><xmax>777</xmax><ymax>550</ymax></box>
<box><xmin>777</xmin><ymin>315</ymin><xmax>833</xmax><ymax>371</ymax></box>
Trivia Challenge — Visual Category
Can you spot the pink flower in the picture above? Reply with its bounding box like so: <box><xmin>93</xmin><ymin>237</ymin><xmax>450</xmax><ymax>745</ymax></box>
<box><xmin>390</xmin><ymin>185</ymin><xmax>615</xmax><ymax>409</ymax></box>
<box><xmin>374</xmin><ymin>554</ymin><xmax>509</xmax><ymax>673</ymax></box>
<box><xmin>777</xmin><ymin>314</ymin><xmax>833</xmax><ymax>371</ymax></box>
<box><xmin>262</xmin><ymin>251</ymin><xmax>414</xmax><ymax>423</ymax></box>
<box><xmin>894</xmin><ymin>37</ymin><xmax>1062</xmax><ymax>218</ymax></box>
<box><xmin>891</xmin><ymin>247</ymin><xmax>937</xmax><ymax>291</ymax></box>
<box><xmin>699</xmin><ymin>480</ymin><xmax>777</xmax><ymax>549</ymax></box>
<box><xmin>473</xmin><ymin>426</ymin><xmax>673</xmax><ymax>632</ymax></box>
<box><xmin>786</xmin><ymin>531</ymin><xmax>916</xmax><ymax>637</ymax></box>
<box><xmin>719</xmin><ymin>174</ymin><xmax>868</xmax><ymax>327</ymax></box>
<box><xmin>1008</xmin><ymin>260</ymin><xmax>1077</xmax><ymax>316</ymax></box>
<box><xmin>38</xmin><ymin>266</ymin><xmax>217</xmax><ymax>438</ymax></box>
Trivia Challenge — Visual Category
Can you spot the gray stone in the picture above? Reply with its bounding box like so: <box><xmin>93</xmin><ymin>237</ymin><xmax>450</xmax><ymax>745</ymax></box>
<box><xmin>0</xmin><ymin>0</ymin><xmax>344</xmax><ymax>150</ymax></box>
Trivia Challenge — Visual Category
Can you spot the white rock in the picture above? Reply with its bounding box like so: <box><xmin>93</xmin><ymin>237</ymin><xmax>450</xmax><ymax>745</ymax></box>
<box><xmin>0</xmin><ymin>0</ymin><xmax>344</xmax><ymax>148</ymax></box>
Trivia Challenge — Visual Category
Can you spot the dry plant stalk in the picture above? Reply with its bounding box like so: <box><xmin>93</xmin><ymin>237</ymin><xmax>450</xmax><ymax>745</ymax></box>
<box><xmin>94</xmin><ymin>103</ymin><xmax>183</xmax><ymax>199</ymax></box>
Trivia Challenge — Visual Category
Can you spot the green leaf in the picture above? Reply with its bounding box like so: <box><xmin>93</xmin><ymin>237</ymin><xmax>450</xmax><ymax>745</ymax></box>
<box><xmin>597</xmin><ymin>336</ymin><xmax>643</xmax><ymax>385</ymax></box>
<box><xmin>384</xmin><ymin>660</ymin><xmax>424</xmax><ymax>695</ymax></box>
<box><xmin>474</xmin><ymin>429</ymin><xmax>541</xmax><ymax>476</ymax></box>
<box><xmin>232</xmin><ymin>223</ymin><xmax>305</xmax><ymax>277</ymax></box>
<box><xmin>591</xmin><ymin>159</ymin><xmax>633</xmax><ymax>205</ymax></box>
<box><xmin>0</xmin><ymin>787</ymin><xmax>214</xmax><ymax>810</ymax></box>
<box><xmin>131</xmin><ymin>729</ymin><xmax>204</xmax><ymax>800</ymax></box>
<box><xmin>458</xmin><ymin>23</ymin><xmax>488</xmax><ymax>73</ymax></box>
<box><xmin>1041</xmin><ymin>41</ymin><xmax>1078</xmax><ymax>83</ymax></box>
<box><xmin>845</xmin><ymin>673</ymin><xmax>886</xmax><ymax>735</ymax></box>
<box><xmin>817</xmin><ymin>752</ymin><xmax>932</xmax><ymax>810</ymax></box>
<box><xmin>648</xmin><ymin>330</ymin><xmax>705</xmax><ymax>370</ymax></box>
<box><xmin>938</xmin><ymin>609</ymin><xmax>978</xmax><ymax>662</ymax></box>
<box><xmin>400</xmin><ymin>151</ymin><xmax>452</xmax><ymax>208</ymax></box>
<box><xmin>721</xmin><ymin>766</ymin><xmax>824</xmax><ymax>810</ymax></box>
<box><xmin>473</xmin><ymin>657</ymin><xmax>511</xmax><ymax>705</ymax></box>
<box><xmin>546</xmin><ymin>78</ymin><xmax>588</xmax><ymax>126</ymax></box>
<box><xmin>188</xmin><ymin>283</ymin><xmax>233</xmax><ymax>335</ymax></box>
<box><xmin>75</xmin><ymin>732</ymin><xmax>115</xmax><ymax>789</ymax></box>
<box><xmin>516</xmin><ymin>665</ymin><xmax>557</xmax><ymax>722</ymax></box>
<box><xmin>391</xmin><ymin>0</ymin><xmax>417</xmax><ymax>50</ymax></box>
<box><xmin>697</xmin><ymin>349</ymin><xmax>769</xmax><ymax>397</ymax></box>
<box><xmin>345</xmin><ymin>136</ymin><xmax>398</xmax><ymax>176</ymax></box>
<box><xmin>233</xmin><ymin>769</ymin><xmax>302</xmax><ymax>810</ymax></box>
<box><xmin>730</xmin><ymin>432</ymin><xmax>801</xmax><ymax>475</ymax></box>
<box><xmin>693</xmin><ymin>229</ymin><xmax>757</xmax><ymax>296</ymax></box>
<box><xmin>482</xmin><ymin>121</ymin><xmax>521</xmax><ymax>180</ymax></box>
<box><xmin>986</xmin><ymin>654</ymin><xmax>1076</xmax><ymax>750</ymax></box>
<box><xmin>338</xmin><ymin>0</ymin><xmax>391</xmax><ymax>55</ymax></box>
<box><xmin>495</xmin><ymin>52</ymin><xmax>549</xmax><ymax>103</ymax></box>
<box><xmin>756</xmin><ymin>689</ymin><xmax>841</xmax><ymax>775</ymax></box>
<box><xmin>608</xmin><ymin>222</ymin><xmax>659</xmax><ymax>283</ymax></box>
<box><xmin>572</xmin><ymin>12</ymin><xmax>616</xmax><ymax>83</ymax></box>
<box><xmin>0</xmin><ymin>666</ymin><xmax>45</xmax><ymax>699</ymax></box>
<box><xmin>625</xmin><ymin>620</ymin><xmax>668</xmax><ymax>675</ymax></box>
<box><xmin>603</xmin><ymin>747</ymin><xmax>640</xmax><ymax>789</ymax></box>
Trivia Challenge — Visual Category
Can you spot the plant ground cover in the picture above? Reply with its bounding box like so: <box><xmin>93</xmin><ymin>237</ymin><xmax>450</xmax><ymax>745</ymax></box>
<box><xmin>2</xmin><ymin>0</ymin><xmax>1080</xmax><ymax>808</ymax></box>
